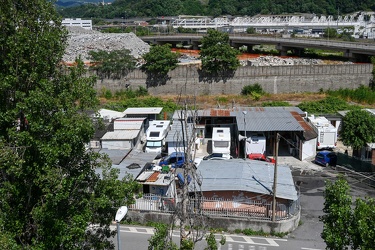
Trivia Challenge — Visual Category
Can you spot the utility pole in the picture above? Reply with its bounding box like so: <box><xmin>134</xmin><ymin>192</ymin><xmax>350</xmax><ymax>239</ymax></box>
<box><xmin>272</xmin><ymin>133</ymin><xmax>280</xmax><ymax>222</ymax></box>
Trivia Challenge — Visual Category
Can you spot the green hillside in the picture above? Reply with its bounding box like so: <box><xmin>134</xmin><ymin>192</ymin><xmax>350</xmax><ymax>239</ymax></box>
<box><xmin>58</xmin><ymin>0</ymin><xmax>375</xmax><ymax>19</ymax></box>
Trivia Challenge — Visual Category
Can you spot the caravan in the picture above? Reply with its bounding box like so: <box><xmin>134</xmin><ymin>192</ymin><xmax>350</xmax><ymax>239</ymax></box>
<box><xmin>212</xmin><ymin>127</ymin><xmax>231</xmax><ymax>155</ymax></box>
<box><xmin>246</xmin><ymin>132</ymin><xmax>266</xmax><ymax>156</ymax></box>
<box><xmin>145</xmin><ymin>120</ymin><xmax>171</xmax><ymax>153</ymax></box>
<box><xmin>308</xmin><ymin>115</ymin><xmax>337</xmax><ymax>150</ymax></box>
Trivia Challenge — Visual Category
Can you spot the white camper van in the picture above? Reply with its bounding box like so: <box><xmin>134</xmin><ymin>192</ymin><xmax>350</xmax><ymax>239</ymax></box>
<box><xmin>308</xmin><ymin>115</ymin><xmax>337</xmax><ymax>150</ymax></box>
<box><xmin>212</xmin><ymin>127</ymin><xmax>231</xmax><ymax>155</ymax></box>
<box><xmin>145</xmin><ymin>120</ymin><xmax>171</xmax><ymax>153</ymax></box>
<box><xmin>246</xmin><ymin>132</ymin><xmax>266</xmax><ymax>156</ymax></box>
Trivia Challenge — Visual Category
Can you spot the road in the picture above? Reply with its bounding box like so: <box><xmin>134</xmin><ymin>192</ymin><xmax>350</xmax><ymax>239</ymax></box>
<box><xmin>113</xmin><ymin>225</ymin><xmax>325</xmax><ymax>250</ymax></box>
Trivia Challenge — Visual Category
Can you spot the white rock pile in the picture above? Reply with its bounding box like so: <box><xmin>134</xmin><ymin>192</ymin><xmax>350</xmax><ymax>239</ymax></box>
<box><xmin>63</xmin><ymin>27</ymin><xmax>150</xmax><ymax>62</ymax></box>
<box><xmin>241</xmin><ymin>56</ymin><xmax>353</xmax><ymax>66</ymax></box>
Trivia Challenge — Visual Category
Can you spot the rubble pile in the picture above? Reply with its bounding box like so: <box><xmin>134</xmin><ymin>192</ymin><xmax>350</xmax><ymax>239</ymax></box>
<box><xmin>63</xmin><ymin>27</ymin><xmax>150</xmax><ymax>62</ymax></box>
<box><xmin>241</xmin><ymin>56</ymin><xmax>353</xmax><ymax>66</ymax></box>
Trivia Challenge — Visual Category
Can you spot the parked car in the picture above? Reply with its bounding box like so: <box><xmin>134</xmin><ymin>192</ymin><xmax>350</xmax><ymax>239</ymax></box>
<box><xmin>314</xmin><ymin>151</ymin><xmax>337</xmax><ymax>167</ymax></box>
<box><xmin>158</xmin><ymin>152</ymin><xmax>186</xmax><ymax>168</ymax></box>
<box><xmin>203</xmin><ymin>153</ymin><xmax>232</xmax><ymax>160</ymax></box>
<box><xmin>248</xmin><ymin>153</ymin><xmax>276</xmax><ymax>163</ymax></box>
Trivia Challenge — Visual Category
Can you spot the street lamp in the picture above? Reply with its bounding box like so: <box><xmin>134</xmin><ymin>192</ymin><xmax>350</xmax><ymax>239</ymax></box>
<box><xmin>242</xmin><ymin>111</ymin><xmax>247</xmax><ymax>159</ymax></box>
<box><xmin>115</xmin><ymin>206</ymin><xmax>128</xmax><ymax>250</ymax></box>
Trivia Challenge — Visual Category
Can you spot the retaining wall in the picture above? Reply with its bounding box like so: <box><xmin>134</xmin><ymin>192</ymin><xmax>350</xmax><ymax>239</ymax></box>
<box><xmin>127</xmin><ymin>209</ymin><xmax>300</xmax><ymax>234</ymax></box>
<box><xmin>94</xmin><ymin>64</ymin><xmax>373</xmax><ymax>95</ymax></box>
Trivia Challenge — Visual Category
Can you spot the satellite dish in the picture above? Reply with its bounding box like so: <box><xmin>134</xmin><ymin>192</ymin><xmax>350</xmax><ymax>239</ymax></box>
<box><xmin>115</xmin><ymin>206</ymin><xmax>128</xmax><ymax>222</ymax></box>
<box><xmin>239</xmin><ymin>134</ymin><xmax>247</xmax><ymax>141</ymax></box>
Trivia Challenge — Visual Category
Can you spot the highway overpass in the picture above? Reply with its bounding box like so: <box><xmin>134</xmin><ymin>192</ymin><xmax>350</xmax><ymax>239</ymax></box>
<box><xmin>141</xmin><ymin>34</ymin><xmax>375</xmax><ymax>62</ymax></box>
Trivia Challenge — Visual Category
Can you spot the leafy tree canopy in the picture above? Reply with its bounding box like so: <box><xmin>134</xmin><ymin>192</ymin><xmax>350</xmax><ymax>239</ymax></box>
<box><xmin>89</xmin><ymin>49</ymin><xmax>137</xmax><ymax>79</ymax></box>
<box><xmin>57</xmin><ymin>0</ymin><xmax>375</xmax><ymax>18</ymax></box>
<box><xmin>341</xmin><ymin>109</ymin><xmax>375</xmax><ymax>149</ymax></box>
<box><xmin>199</xmin><ymin>29</ymin><xmax>240</xmax><ymax>75</ymax></box>
<box><xmin>321</xmin><ymin>176</ymin><xmax>375</xmax><ymax>249</ymax></box>
<box><xmin>0</xmin><ymin>0</ymin><xmax>140</xmax><ymax>248</ymax></box>
<box><xmin>142</xmin><ymin>44</ymin><xmax>179</xmax><ymax>76</ymax></box>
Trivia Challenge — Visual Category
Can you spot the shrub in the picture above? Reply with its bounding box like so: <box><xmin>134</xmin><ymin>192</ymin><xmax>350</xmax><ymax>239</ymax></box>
<box><xmin>241</xmin><ymin>83</ymin><xmax>265</xmax><ymax>96</ymax></box>
<box><xmin>262</xmin><ymin>101</ymin><xmax>291</xmax><ymax>107</ymax></box>
<box><xmin>104</xmin><ymin>89</ymin><xmax>112</xmax><ymax>99</ymax></box>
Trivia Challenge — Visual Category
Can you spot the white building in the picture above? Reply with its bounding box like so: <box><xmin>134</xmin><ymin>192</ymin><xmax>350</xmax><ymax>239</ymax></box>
<box><xmin>62</xmin><ymin>18</ymin><xmax>92</xmax><ymax>30</ymax></box>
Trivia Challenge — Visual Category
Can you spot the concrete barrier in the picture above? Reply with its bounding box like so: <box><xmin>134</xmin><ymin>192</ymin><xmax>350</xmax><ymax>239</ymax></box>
<box><xmin>94</xmin><ymin>64</ymin><xmax>373</xmax><ymax>95</ymax></box>
<box><xmin>127</xmin><ymin>208</ymin><xmax>301</xmax><ymax>234</ymax></box>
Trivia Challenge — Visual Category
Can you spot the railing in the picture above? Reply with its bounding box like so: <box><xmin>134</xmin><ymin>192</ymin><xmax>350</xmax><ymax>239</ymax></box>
<box><xmin>129</xmin><ymin>194</ymin><xmax>300</xmax><ymax>221</ymax></box>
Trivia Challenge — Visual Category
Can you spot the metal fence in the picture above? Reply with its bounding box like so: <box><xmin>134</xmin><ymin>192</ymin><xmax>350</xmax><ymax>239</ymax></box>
<box><xmin>337</xmin><ymin>152</ymin><xmax>374</xmax><ymax>172</ymax></box>
<box><xmin>337</xmin><ymin>152</ymin><xmax>375</xmax><ymax>186</ymax></box>
<box><xmin>129</xmin><ymin>194</ymin><xmax>300</xmax><ymax>221</ymax></box>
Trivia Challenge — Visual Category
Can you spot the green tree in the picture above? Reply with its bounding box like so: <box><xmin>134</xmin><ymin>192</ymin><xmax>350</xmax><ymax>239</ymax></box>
<box><xmin>0</xmin><ymin>0</ymin><xmax>140</xmax><ymax>248</ymax></box>
<box><xmin>142</xmin><ymin>44</ymin><xmax>179</xmax><ymax>86</ymax></box>
<box><xmin>142</xmin><ymin>44</ymin><xmax>179</xmax><ymax>75</ymax></box>
<box><xmin>320</xmin><ymin>176</ymin><xmax>353</xmax><ymax>249</ymax></box>
<box><xmin>341</xmin><ymin>109</ymin><xmax>375</xmax><ymax>150</ymax></box>
<box><xmin>88</xmin><ymin>49</ymin><xmax>137</xmax><ymax>79</ymax></box>
<box><xmin>246</xmin><ymin>27</ymin><xmax>256</xmax><ymax>34</ymax></box>
<box><xmin>351</xmin><ymin>198</ymin><xmax>375</xmax><ymax>249</ymax></box>
<box><xmin>199</xmin><ymin>29</ymin><xmax>240</xmax><ymax>75</ymax></box>
<box><xmin>323</xmin><ymin>27</ymin><xmax>338</xmax><ymax>39</ymax></box>
<box><xmin>321</xmin><ymin>176</ymin><xmax>375</xmax><ymax>249</ymax></box>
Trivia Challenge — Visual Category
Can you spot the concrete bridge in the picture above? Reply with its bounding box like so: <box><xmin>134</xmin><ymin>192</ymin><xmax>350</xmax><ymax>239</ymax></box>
<box><xmin>141</xmin><ymin>34</ymin><xmax>375</xmax><ymax>62</ymax></box>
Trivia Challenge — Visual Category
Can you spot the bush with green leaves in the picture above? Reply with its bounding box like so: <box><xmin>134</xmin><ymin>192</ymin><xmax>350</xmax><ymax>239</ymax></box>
<box><xmin>297</xmin><ymin>96</ymin><xmax>358</xmax><ymax>114</ymax></box>
<box><xmin>262</xmin><ymin>101</ymin><xmax>291</xmax><ymax>107</ymax></box>
<box><xmin>327</xmin><ymin>85</ymin><xmax>375</xmax><ymax>105</ymax></box>
<box><xmin>246</xmin><ymin>27</ymin><xmax>256</xmax><ymax>34</ymax></box>
<box><xmin>241</xmin><ymin>83</ymin><xmax>265</xmax><ymax>96</ymax></box>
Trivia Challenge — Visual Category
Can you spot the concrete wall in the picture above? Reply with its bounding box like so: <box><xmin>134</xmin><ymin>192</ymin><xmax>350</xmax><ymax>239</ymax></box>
<box><xmin>94</xmin><ymin>64</ymin><xmax>373</xmax><ymax>95</ymax></box>
<box><xmin>127</xmin><ymin>208</ymin><xmax>300</xmax><ymax>233</ymax></box>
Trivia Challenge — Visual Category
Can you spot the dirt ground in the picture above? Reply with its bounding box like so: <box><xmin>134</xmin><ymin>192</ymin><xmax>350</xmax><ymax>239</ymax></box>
<box><xmin>159</xmin><ymin>92</ymin><xmax>328</xmax><ymax>109</ymax></box>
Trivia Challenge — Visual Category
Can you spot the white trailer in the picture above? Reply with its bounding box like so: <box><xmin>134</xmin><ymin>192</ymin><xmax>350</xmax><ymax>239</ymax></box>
<box><xmin>246</xmin><ymin>132</ymin><xmax>266</xmax><ymax>155</ymax></box>
<box><xmin>212</xmin><ymin>127</ymin><xmax>231</xmax><ymax>154</ymax></box>
<box><xmin>308</xmin><ymin>115</ymin><xmax>337</xmax><ymax>150</ymax></box>
<box><xmin>145</xmin><ymin>120</ymin><xmax>171</xmax><ymax>153</ymax></box>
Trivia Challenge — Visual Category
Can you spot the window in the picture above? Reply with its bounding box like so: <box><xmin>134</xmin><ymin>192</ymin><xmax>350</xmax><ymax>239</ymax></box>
<box><xmin>214</xmin><ymin>141</ymin><xmax>229</xmax><ymax>147</ymax></box>
<box><xmin>149</xmin><ymin>131</ymin><xmax>160</xmax><ymax>137</ymax></box>
<box><xmin>146</xmin><ymin>141</ymin><xmax>162</xmax><ymax>147</ymax></box>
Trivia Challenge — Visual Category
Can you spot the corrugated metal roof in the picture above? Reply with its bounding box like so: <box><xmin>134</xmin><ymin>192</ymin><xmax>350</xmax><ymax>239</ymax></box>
<box><xmin>137</xmin><ymin>171</ymin><xmax>154</xmax><ymax>181</ymax></box>
<box><xmin>233</xmin><ymin>107</ymin><xmax>305</xmax><ymax>132</ymax></box>
<box><xmin>291</xmin><ymin>111</ymin><xmax>317</xmax><ymax>140</ymax></box>
<box><xmin>98</xmin><ymin>148</ymin><xmax>131</xmax><ymax>165</ymax></box>
<box><xmin>166</xmin><ymin>122</ymin><xmax>195</xmax><ymax>142</ymax></box>
<box><xmin>101</xmin><ymin>130</ymin><xmax>140</xmax><ymax>140</ymax></box>
<box><xmin>138</xmin><ymin>171</ymin><xmax>175</xmax><ymax>186</ymax></box>
<box><xmin>114</xmin><ymin>118</ymin><xmax>145</xmax><ymax>130</ymax></box>
<box><xmin>95</xmin><ymin>150</ymin><xmax>158</xmax><ymax>180</ymax></box>
<box><xmin>97</xmin><ymin>108</ymin><xmax>124</xmax><ymax>120</ymax></box>
<box><xmin>124</xmin><ymin>107</ymin><xmax>163</xmax><ymax>115</ymax></box>
<box><xmin>195</xmin><ymin>159</ymin><xmax>298</xmax><ymax>201</ymax></box>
